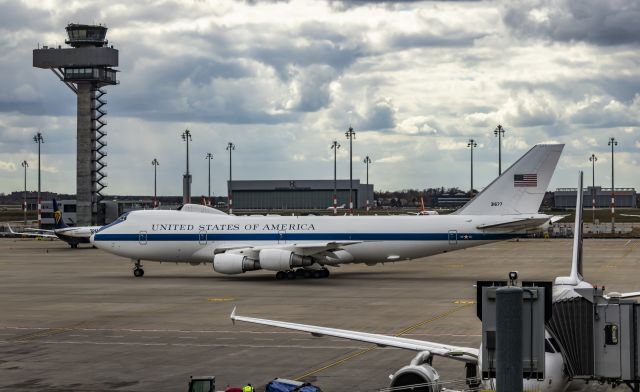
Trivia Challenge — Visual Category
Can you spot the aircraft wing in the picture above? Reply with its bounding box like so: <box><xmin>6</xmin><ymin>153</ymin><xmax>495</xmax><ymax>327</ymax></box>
<box><xmin>230</xmin><ymin>308</ymin><xmax>478</xmax><ymax>364</ymax></box>
<box><xmin>621</xmin><ymin>214</ymin><xmax>640</xmax><ymax>218</ymax></box>
<box><xmin>605</xmin><ymin>292</ymin><xmax>640</xmax><ymax>299</ymax></box>
<box><xmin>6</xmin><ymin>225</ymin><xmax>58</xmax><ymax>239</ymax></box>
<box><xmin>221</xmin><ymin>241</ymin><xmax>362</xmax><ymax>258</ymax></box>
<box><xmin>23</xmin><ymin>228</ymin><xmax>56</xmax><ymax>234</ymax></box>
<box><xmin>476</xmin><ymin>217</ymin><xmax>550</xmax><ymax>231</ymax></box>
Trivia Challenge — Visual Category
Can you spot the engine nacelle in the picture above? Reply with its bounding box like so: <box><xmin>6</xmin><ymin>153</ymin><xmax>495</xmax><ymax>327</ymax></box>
<box><xmin>259</xmin><ymin>249</ymin><xmax>313</xmax><ymax>271</ymax></box>
<box><xmin>213</xmin><ymin>253</ymin><xmax>259</xmax><ymax>275</ymax></box>
<box><xmin>389</xmin><ymin>364</ymin><xmax>441</xmax><ymax>392</ymax></box>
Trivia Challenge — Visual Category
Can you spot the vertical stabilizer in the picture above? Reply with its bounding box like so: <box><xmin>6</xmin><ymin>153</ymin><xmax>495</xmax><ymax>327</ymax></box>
<box><xmin>52</xmin><ymin>199</ymin><xmax>68</xmax><ymax>229</ymax></box>
<box><xmin>455</xmin><ymin>144</ymin><xmax>564</xmax><ymax>215</ymax></box>
<box><xmin>555</xmin><ymin>172</ymin><xmax>584</xmax><ymax>286</ymax></box>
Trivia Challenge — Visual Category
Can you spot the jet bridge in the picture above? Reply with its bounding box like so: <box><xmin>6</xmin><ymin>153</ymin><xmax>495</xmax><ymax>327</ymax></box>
<box><xmin>547</xmin><ymin>286</ymin><xmax>640</xmax><ymax>391</ymax></box>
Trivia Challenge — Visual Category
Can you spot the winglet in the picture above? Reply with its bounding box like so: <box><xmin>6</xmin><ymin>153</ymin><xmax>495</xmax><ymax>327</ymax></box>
<box><xmin>6</xmin><ymin>224</ymin><xmax>15</xmax><ymax>234</ymax></box>
<box><xmin>230</xmin><ymin>307</ymin><xmax>237</xmax><ymax>325</ymax></box>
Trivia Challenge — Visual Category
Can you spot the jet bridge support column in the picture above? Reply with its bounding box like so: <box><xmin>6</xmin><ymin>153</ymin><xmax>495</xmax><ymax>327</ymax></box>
<box><xmin>496</xmin><ymin>286</ymin><xmax>523</xmax><ymax>392</ymax></box>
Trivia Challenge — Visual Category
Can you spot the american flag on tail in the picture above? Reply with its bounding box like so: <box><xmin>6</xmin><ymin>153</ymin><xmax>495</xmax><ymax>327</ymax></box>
<box><xmin>514</xmin><ymin>174</ymin><xmax>537</xmax><ymax>187</ymax></box>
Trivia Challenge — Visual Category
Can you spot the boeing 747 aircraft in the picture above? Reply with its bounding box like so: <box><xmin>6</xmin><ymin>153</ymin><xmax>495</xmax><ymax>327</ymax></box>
<box><xmin>92</xmin><ymin>144</ymin><xmax>564</xmax><ymax>278</ymax></box>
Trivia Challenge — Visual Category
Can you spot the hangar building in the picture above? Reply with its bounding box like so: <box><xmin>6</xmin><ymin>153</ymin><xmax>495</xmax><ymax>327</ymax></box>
<box><xmin>228</xmin><ymin>180</ymin><xmax>374</xmax><ymax>210</ymax></box>
<box><xmin>554</xmin><ymin>187</ymin><xmax>637</xmax><ymax>209</ymax></box>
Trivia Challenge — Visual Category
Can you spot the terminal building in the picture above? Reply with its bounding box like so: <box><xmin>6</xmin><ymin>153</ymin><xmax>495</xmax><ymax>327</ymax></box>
<box><xmin>554</xmin><ymin>187</ymin><xmax>637</xmax><ymax>209</ymax></box>
<box><xmin>229</xmin><ymin>180</ymin><xmax>374</xmax><ymax>210</ymax></box>
<box><xmin>40</xmin><ymin>199</ymin><xmax>155</xmax><ymax>227</ymax></box>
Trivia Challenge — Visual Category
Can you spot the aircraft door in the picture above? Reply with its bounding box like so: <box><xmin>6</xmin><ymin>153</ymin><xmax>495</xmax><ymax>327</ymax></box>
<box><xmin>448</xmin><ymin>230</ymin><xmax>457</xmax><ymax>245</ymax></box>
<box><xmin>139</xmin><ymin>231</ymin><xmax>147</xmax><ymax>245</ymax></box>
<box><xmin>198</xmin><ymin>230</ymin><xmax>207</xmax><ymax>245</ymax></box>
<box><xmin>278</xmin><ymin>230</ymin><xmax>286</xmax><ymax>244</ymax></box>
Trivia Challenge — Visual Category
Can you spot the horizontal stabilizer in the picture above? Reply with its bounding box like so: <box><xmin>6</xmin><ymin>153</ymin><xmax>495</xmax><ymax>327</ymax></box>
<box><xmin>476</xmin><ymin>217</ymin><xmax>550</xmax><ymax>231</ymax></box>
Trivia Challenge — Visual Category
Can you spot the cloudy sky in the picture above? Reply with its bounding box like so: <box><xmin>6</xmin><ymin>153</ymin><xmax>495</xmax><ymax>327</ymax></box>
<box><xmin>0</xmin><ymin>0</ymin><xmax>639</xmax><ymax>197</ymax></box>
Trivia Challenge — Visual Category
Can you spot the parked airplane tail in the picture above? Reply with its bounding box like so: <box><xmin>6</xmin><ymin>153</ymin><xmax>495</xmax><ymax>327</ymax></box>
<box><xmin>555</xmin><ymin>171</ymin><xmax>584</xmax><ymax>286</ymax></box>
<box><xmin>52</xmin><ymin>199</ymin><xmax>68</xmax><ymax>229</ymax></box>
<box><xmin>455</xmin><ymin>144</ymin><xmax>564</xmax><ymax>215</ymax></box>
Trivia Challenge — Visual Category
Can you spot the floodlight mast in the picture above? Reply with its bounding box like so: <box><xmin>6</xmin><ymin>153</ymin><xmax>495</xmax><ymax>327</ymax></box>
<box><xmin>330</xmin><ymin>141</ymin><xmax>340</xmax><ymax>214</ymax></box>
<box><xmin>589</xmin><ymin>154</ymin><xmax>597</xmax><ymax>223</ymax></box>
<box><xmin>33</xmin><ymin>132</ymin><xmax>44</xmax><ymax>228</ymax></box>
<box><xmin>345</xmin><ymin>126</ymin><xmax>356</xmax><ymax>214</ymax></box>
<box><xmin>608</xmin><ymin>137</ymin><xmax>617</xmax><ymax>234</ymax></box>
<box><xmin>181</xmin><ymin>130</ymin><xmax>192</xmax><ymax>204</ymax></box>
<box><xmin>21</xmin><ymin>160</ymin><xmax>29</xmax><ymax>225</ymax></box>
<box><xmin>226</xmin><ymin>142</ymin><xmax>236</xmax><ymax>214</ymax></box>
<box><xmin>494</xmin><ymin>124</ymin><xmax>505</xmax><ymax>175</ymax></box>
<box><xmin>151</xmin><ymin>158</ymin><xmax>159</xmax><ymax>208</ymax></box>
<box><xmin>205</xmin><ymin>153</ymin><xmax>214</xmax><ymax>206</ymax></box>
<box><xmin>363</xmin><ymin>156</ymin><xmax>372</xmax><ymax>212</ymax></box>
<box><xmin>467</xmin><ymin>138</ymin><xmax>477</xmax><ymax>195</ymax></box>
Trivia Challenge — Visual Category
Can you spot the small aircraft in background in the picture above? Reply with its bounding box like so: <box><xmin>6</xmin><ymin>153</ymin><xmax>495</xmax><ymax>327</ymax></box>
<box><xmin>408</xmin><ymin>197</ymin><xmax>439</xmax><ymax>216</ymax></box>
<box><xmin>8</xmin><ymin>199</ymin><xmax>101</xmax><ymax>248</ymax></box>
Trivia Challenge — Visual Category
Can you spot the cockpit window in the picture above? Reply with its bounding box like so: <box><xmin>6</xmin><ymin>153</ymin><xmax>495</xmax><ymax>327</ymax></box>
<box><xmin>117</xmin><ymin>212</ymin><xmax>130</xmax><ymax>221</ymax></box>
<box><xmin>545</xmin><ymin>339</ymin><xmax>555</xmax><ymax>353</ymax></box>
<box><xmin>548</xmin><ymin>337</ymin><xmax>561</xmax><ymax>353</ymax></box>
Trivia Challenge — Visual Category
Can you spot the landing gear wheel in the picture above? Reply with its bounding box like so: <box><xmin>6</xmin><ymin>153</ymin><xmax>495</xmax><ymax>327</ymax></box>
<box><xmin>286</xmin><ymin>270</ymin><xmax>296</xmax><ymax>280</ymax></box>
<box><xmin>303</xmin><ymin>270</ymin><xmax>312</xmax><ymax>279</ymax></box>
<box><xmin>70</xmin><ymin>243</ymin><xmax>78</xmax><ymax>249</ymax></box>
<box><xmin>276</xmin><ymin>271</ymin><xmax>286</xmax><ymax>280</ymax></box>
<box><xmin>133</xmin><ymin>268</ymin><xmax>144</xmax><ymax>277</ymax></box>
<box><xmin>322</xmin><ymin>269</ymin><xmax>330</xmax><ymax>278</ymax></box>
<box><xmin>312</xmin><ymin>270</ymin><xmax>323</xmax><ymax>279</ymax></box>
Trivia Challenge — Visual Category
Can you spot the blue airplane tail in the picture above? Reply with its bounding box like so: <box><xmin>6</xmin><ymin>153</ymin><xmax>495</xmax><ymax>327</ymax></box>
<box><xmin>52</xmin><ymin>199</ymin><xmax>68</xmax><ymax>229</ymax></box>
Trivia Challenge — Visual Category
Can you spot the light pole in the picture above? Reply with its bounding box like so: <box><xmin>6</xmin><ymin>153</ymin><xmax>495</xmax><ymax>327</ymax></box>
<box><xmin>363</xmin><ymin>156</ymin><xmax>372</xmax><ymax>211</ymax></box>
<box><xmin>467</xmin><ymin>139</ymin><xmax>477</xmax><ymax>195</ymax></box>
<box><xmin>33</xmin><ymin>132</ymin><xmax>43</xmax><ymax>228</ymax></box>
<box><xmin>205</xmin><ymin>153</ymin><xmax>213</xmax><ymax>206</ymax></box>
<box><xmin>345</xmin><ymin>126</ymin><xmax>356</xmax><ymax>214</ymax></box>
<box><xmin>494</xmin><ymin>124</ymin><xmax>505</xmax><ymax>175</ymax></box>
<box><xmin>589</xmin><ymin>154</ymin><xmax>597</xmax><ymax>223</ymax></box>
<box><xmin>226</xmin><ymin>142</ymin><xmax>236</xmax><ymax>214</ymax></box>
<box><xmin>181</xmin><ymin>130</ymin><xmax>192</xmax><ymax>204</ymax></box>
<box><xmin>21</xmin><ymin>160</ymin><xmax>28</xmax><ymax>225</ymax></box>
<box><xmin>151</xmin><ymin>158</ymin><xmax>159</xmax><ymax>208</ymax></box>
<box><xmin>608</xmin><ymin>137</ymin><xmax>617</xmax><ymax>234</ymax></box>
<box><xmin>330</xmin><ymin>141</ymin><xmax>340</xmax><ymax>214</ymax></box>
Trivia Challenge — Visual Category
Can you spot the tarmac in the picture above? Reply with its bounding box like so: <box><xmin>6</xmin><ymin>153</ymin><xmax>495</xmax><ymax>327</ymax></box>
<box><xmin>0</xmin><ymin>237</ymin><xmax>638</xmax><ymax>392</ymax></box>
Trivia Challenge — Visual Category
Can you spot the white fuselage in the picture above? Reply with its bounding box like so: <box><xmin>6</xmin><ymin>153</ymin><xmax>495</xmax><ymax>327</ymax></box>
<box><xmin>55</xmin><ymin>226</ymin><xmax>102</xmax><ymax>244</ymax></box>
<box><xmin>92</xmin><ymin>210</ymin><xmax>549</xmax><ymax>266</ymax></box>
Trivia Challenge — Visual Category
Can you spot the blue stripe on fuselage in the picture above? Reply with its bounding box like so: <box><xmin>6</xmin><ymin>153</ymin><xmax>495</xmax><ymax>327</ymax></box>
<box><xmin>93</xmin><ymin>232</ymin><xmax>517</xmax><ymax>242</ymax></box>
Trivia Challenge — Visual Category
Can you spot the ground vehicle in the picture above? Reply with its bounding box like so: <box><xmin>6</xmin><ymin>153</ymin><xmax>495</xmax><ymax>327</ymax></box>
<box><xmin>265</xmin><ymin>378</ymin><xmax>322</xmax><ymax>392</ymax></box>
<box><xmin>187</xmin><ymin>376</ymin><xmax>215</xmax><ymax>392</ymax></box>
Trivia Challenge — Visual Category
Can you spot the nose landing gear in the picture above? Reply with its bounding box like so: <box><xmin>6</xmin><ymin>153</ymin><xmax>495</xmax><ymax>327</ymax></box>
<box><xmin>132</xmin><ymin>259</ymin><xmax>144</xmax><ymax>277</ymax></box>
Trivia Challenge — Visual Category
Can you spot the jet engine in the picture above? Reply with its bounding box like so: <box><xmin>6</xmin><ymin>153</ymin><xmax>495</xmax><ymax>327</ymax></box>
<box><xmin>258</xmin><ymin>249</ymin><xmax>313</xmax><ymax>271</ymax></box>
<box><xmin>388</xmin><ymin>352</ymin><xmax>441</xmax><ymax>392</ymax></box>
<box><xmin>213</xmin><ymin>253</ymin><xmax>260</xmax><ymax>275</ymax></box>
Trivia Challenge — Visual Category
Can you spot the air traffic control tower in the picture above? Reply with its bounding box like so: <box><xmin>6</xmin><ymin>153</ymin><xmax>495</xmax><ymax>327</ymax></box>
<box><xmin>33</xmin><ymin>24</ymin><xmax>119</xmax><ymax>225</ymax></box>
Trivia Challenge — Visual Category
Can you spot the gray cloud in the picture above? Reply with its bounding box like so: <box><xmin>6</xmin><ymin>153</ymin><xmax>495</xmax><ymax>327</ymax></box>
<box><xmin>504</xmin><ymin>0</ymin><xmax>640</xmax><ymax>46</ymax></box>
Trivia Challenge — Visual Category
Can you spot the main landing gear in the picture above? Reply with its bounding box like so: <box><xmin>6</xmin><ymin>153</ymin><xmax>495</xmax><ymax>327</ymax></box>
<box><xmin>133</xmin><ymin>260</ymin><xmax>144</xmax><ymax>277</ymax></box>
<box><xmin>275</xmin><ymin>268</ymin><xmax>330</xmax><ymax>280</ymax></box>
